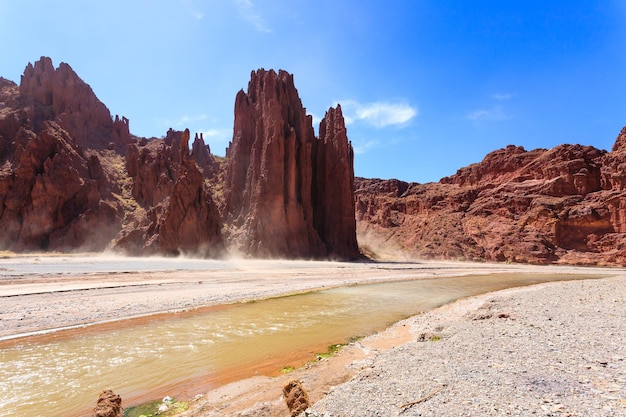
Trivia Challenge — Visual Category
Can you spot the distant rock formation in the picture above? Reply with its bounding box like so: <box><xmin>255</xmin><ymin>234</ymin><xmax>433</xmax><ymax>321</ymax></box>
<box><xmin>0</xmin><ymin>57</ymin><xmax>223</xmax><ymax>256</ymax></box>
<box><xmin>4</xmin><ymin>56</ymin><xmax>626</xmax><ymax>266</ymax></box>
<box><xmin>92</xmin><ymin>389</ymin><xmax>122</xmax><ymax>417</ymax></box>
<box><xmin>19</xmin><ymin>56</ymin><xmax>130</xmax><ymax>151</ymax></box>
<box><xmin>223</xmin><ymin>69</ymin><xmax>359</xmax><ymax>259</ymax></box>
<box><xmin>114</xmin><ymin>128</ymin><xmax>224</xmax><ymax>257</ymax></box>
<box><xmin>356</xmin><ymin>127</ymin><xmax>626</xmax><ymax>266</ymax></box>
<box><xmin>191</xmin><ymin>132</ymin><xmax>220</xmax><ymax>178</ymax></box>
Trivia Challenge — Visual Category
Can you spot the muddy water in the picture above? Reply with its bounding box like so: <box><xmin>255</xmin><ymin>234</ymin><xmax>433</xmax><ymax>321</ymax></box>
<box><xmin>0</xmin><ymin>273</ymin><xmax>604</xmax><ymax>417</ymax></box>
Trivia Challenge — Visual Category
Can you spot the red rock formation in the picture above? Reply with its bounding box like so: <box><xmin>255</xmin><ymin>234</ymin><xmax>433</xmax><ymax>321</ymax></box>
<box><xmin>191</xmin><ymin>132</ymin><xmax>220</xmax><ymax>178</ymax></box>
<box><xmin>93</xmin><ymin>389</ymin><xmax>122</xmax><ymax>417</ymax></box>
<box><xmin>357</xmin><ymin>127</ymin><xmax>626</xmax><ymax>266</ymax></box>
<box><xmin>19</xmin><ymin>57</ymin><xmax>130</xmax><ymax>150</ymax></box>
<box><xmin>224</xmin><ymin>69</ymin><xmax>323</xmax><ymax>257</ymax></box>
<box><xmin>314</xmin><ymin>104</ymin><xmax>359</xmax><ymax>259</ymax></box>
<box><xmin>115</xmin><ymin>129</ymin><xmax>224</xmax><ymax>257</ymax></box>
<box><xmin>0</xmin><ymin>121</ymin><xmax>121</xmax><ymax>251</ymax></box>
<box><xmin>224</xmin><ymin>69</ymin><xmax>359</xmax><ymax>259</ymax></box>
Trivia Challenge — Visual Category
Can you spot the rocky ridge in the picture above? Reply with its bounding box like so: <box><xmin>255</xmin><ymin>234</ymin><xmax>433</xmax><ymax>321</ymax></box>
<box><xmin>2</xmin><ymin>56</ymin><xmax>625</xmax><ymax>264</ymax></box>
<box><xmin>0</xmin><ymin>58</ymin><xmax>358</xmax><ymax>259</ymax></box>
<box><xmin>356</xmin><ymin>127</ymin><xmax>626</xmax><ymax>265</ymax></box>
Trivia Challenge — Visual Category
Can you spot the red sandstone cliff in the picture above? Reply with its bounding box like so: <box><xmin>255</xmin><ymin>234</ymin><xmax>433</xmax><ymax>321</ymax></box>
<box><xmin>0</xmin><ymin>62</ymin><xmax>123</xmax><ymax>251</ymax></box>
<box><xmin>314</xmin><ymin>104</ymin><xmax>359</xmax><ymax>258</ymax></box>
<box><xmin>114</xmin><ymin>129</ymin><xmax>224</xmax><ymax>256</ymax></box>
<box><xmin>223</xmin><ymin>69</ymin><xmax>359</xmax><ymax>259</ymax></box>
<box><xmin>356</xmin><ymin>128</ymin><xmax>626</xmax><ymax>266</ymax></box>
<box><xmin>3</xmin><ymin>56</ymin><xmax>626</xmax><ymax>265</ymax></box>
<box><xmin>0</xmin><ymin>57</ymin><xmax>224</xmax><ymax>256</ymax></box>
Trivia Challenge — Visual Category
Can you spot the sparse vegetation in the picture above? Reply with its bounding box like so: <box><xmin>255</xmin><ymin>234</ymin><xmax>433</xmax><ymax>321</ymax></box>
<box><xmin>123</xmin><ymin>397</ymin><xmax>188</xmax><ymax>417</ymax></box>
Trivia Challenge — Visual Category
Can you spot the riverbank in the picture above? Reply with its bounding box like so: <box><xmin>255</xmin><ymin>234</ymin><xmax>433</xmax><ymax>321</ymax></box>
<box><xmin>0</xmin><ymin>257</ymin><xmax>624</xmax><ymax>416</ymax></box>
<box><xmin>188</xmin><ymin>275</ymin><xmax>626</xmax><ymax>417</ymax></box>
<box><xmin>1</xmin><ymin>256</ymin><xmax>605</xmax><ymax>340</ymax></box>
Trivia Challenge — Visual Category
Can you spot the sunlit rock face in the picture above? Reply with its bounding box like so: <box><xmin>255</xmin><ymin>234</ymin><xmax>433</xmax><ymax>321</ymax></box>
<box><xmin>224</xmin><ymin>69</ymin><xmax>359</xmax><ymax>259</ymax></box>
<box><xmin>356</xmin><ymin>126</ymin><xmax>626</xmax><ymax>266</ymax></box>
<box><xmin>0</xmin><ymin>57</ymin><xmax>127</xmax><ymax>251</ymax></box>
<box><xmin>0</xmin><ymin>57</ymin><xmax>224</xmax><ymax>256</ymax></box>
<box><xmin>114</xmin><ymin>128</ymin><xmax>225</xmax><ymax>257</ymax></box>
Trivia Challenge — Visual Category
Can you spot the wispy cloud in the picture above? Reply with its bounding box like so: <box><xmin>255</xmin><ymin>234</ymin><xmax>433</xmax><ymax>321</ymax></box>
<box><xmin>492</xmin><ymin>93</ymin><xmax>513</xmax><ymax>101</ymax></box>
<box><xmin>160</xmin><ymin>114</ymin><xmax>209</xmax><ymax>128</ymax></box>
<box><xmin>339</xmin><ymin>100</ymin><xmax>418</xmax><ymax>128</ymax></box>
<box><xmin>352</xmin><ymin>139</ymin><xmax>380</xmax><ymax>154</ymax></box>
<box><xmin>467</xmin><ymin>106</ymin><xmax>510</xmax><ymax>121</ymax></box>
<box><xmin>234</xmin><ymin>0</ymin><xmax>271</xmax><ymax>33</ymax></box>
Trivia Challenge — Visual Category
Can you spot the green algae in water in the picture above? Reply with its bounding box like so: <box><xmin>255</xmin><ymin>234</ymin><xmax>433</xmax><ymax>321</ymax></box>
<box><xmin>123</xmin><ymin>398</ymin><xmax>188</xmax><ymax>417</ymax></box>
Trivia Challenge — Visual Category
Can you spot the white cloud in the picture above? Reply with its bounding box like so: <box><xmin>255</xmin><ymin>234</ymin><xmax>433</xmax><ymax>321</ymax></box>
<box><xmin>492</xmin><ymin>93</ymin><xmax>513</xmax><ymax>101</ymax></box>
<box><xmin>338</xmin><ymin>99</ymin><xmax>418</xmax><ymax>128</ymax></box>
<box><xmin>352</xmin><ymin>139</ymin><xmax>380</xmax><ymax>154</ymax></box>
<box><xmin>467</xmin><ymin>106</ymin><xmax>510</xmax><ymax>121</ymax></box>
<box><xmin>201</xmin><ymin>128</ymin><xmax>231</xmax><ymax>142</ymax></box>
<box><xmin>158</xmin><ymin>114</ymin><xmax>209</xmax><ymax>128</ymax></box>
<box><xmin>234</xmin><ymin>0</ymin><xmax>271</xmax><ymax>33</ymax></box>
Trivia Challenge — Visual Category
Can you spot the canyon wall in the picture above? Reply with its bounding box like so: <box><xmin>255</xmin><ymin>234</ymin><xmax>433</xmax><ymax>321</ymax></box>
<box><xmin>3</xmin><ymin>56</ymin><xmax>625</xmax><ymax>265</ymax></box>
<box><xmin>0</xmin><ymin>58</ymin><xmax>358</xmax><ymax>259</ymax></box>
<box><xmin>356</xmin><ymin>128</ymin><xmax>626</xmax><ymax>265</ymax></box>
<box><xmin>0</xmin><ymin>57</ymin><xmax>224</xmax><ymax>255</ymax></box>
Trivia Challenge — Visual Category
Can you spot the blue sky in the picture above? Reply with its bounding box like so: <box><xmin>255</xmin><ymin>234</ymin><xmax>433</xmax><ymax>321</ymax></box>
<box><xmin>1</xmin><ymin>0</ymin><xmax>625</xmax><ymax>183</ymax></box>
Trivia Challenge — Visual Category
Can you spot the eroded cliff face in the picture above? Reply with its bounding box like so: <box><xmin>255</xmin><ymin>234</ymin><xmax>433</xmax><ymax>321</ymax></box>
<box><xmin>0</xmin><ymin>57</ymin><xmax>224</xmax><ymax>256</ymax></box>
<box><xmin>5</xmin><ymin>56</ymin><xmax>625</xmax><ymax>265</ymax></box>
<box><xmin>356</xmin><ymin>129</ymin><xmax>626</xmax><ymax>266</ymax></box>
<box><xmin>314</xmin><ymin>104</ymin><xmax>359</xmax><ymax>259</ymax></box>
<box><xmin>224</xmin><ymin>69</ymin><xmax>359</xmax><ymax>259</ymax></box>
<box><xmin>114</xmin><ymin>128</ymin><xmax>224</xmax><ymax>256</ymax></box>
<box><xmin>0</xmin><ymin>60</ymin><xmax>124</xmax><ymax>251</ymax></box>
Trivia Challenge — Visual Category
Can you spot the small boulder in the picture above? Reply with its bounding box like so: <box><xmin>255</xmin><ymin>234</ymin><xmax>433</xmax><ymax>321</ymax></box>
<box><xmin>282</xmin><ymin>379</ymin><xmax>311</xmax><ymax>417</ymax></box>
<box><xmin>92</xmin><ymin>389</ymin><xmax>122</xmax><ymax>417</ymax></box>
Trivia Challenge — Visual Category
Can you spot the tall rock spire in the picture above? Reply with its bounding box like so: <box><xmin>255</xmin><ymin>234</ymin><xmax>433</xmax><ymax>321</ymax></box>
<box><xmin>314</xmin><ymin>104</ymin><xmax>359</xmax><ymax>259</ymax></box>
<box><xmin>224</xmin><ymin>69</ymin><xmax>359</xmax><ymax>259</ymax></box>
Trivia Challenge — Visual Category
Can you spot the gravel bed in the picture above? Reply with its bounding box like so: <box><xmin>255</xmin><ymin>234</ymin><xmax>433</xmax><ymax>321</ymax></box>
<box><xmin>308</xmin><ymin>276</ymin><xmax>626</xmax><ymax>417</ymax></box>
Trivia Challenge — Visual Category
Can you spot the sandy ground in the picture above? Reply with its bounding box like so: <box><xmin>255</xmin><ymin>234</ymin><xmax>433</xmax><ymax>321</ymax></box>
<box><xmin>1</xmin><ymin>256</ymin><xmax>625</xmax><ymax>416</ymax></box>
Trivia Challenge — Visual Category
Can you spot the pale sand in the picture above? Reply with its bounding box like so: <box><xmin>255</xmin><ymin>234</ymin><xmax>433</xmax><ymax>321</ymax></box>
<box><xmin>1</xmin><ymin>257</ymin><xmax>624</xmax><ymax>416</ymax></box>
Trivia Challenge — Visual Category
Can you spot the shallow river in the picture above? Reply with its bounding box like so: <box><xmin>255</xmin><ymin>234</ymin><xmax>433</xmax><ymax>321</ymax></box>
<box><xmin>0</xmin><ymin>271</ymin><xmax>605</xmax><ymax>417</ymax></box>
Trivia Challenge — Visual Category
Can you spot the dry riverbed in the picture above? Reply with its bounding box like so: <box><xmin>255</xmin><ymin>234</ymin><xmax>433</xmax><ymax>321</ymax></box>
<box><xmin>1</xmin><ymin>255</ymin><xmax>624</xmax><ymax>416</ymax></box>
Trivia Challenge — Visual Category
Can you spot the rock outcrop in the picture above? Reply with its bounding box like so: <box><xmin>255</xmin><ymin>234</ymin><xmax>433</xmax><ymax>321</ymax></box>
<box><xmin>191</xmin><ymin>132</ymin><xmax>220</xmax><ymax>178</ymax></box>
<box><xmin>356</xmin><ymin>128</ymin><xmax>626</xmax><ymax>266</ymax></box>
<box><xmin>0</xmin><ymin>57</ymin><xmax>224</xmax><ymax>256</ymax></box>
<box><xmin>0</xmin><ymin>119</ymin><xmax>121</xmax><ymax>251</ymax></box>
<box><xmin>19</xmin><ymin>56</ymin><xmax>130</xmax><ymax>151</ymax></box>
<box><xmin>92</xmin><ymin>389</ymin><xmax>122</xmax><ymax>417</ymax></box>
<box><xmin>114</xmin><ymin>128</ymin><xmax>224</xmax><ymax>256</ymax></box>
<box><xmin>224</xmin><ymin>69</ymin><xmax>359</xmax><ymax>259</ymax></box>
<box><xmin>282</xmin><ymin>380</ymin><xmax>311</xmax><ymax>417</ymax></box>
<box><xmin>4</xmin><ymin>56</ymin><xmax>626</xmax><ymax>266</ymax></box>
<box><xmin>314</xmin><ymin>104</ymin><xmax>359</xmax><ymax>258</ymax></box>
